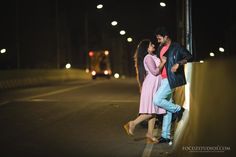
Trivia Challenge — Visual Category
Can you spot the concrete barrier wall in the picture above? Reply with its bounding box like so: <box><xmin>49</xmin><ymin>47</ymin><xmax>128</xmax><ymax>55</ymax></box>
<box><xmin>0</xmin><ymin>69</ymin><xmax>90</xmax><ymax>90</ymax></box>
<box><xmin>174</xmin><ymin>57</ymin><xmax>236</xmax><ymax>156</ymax></box>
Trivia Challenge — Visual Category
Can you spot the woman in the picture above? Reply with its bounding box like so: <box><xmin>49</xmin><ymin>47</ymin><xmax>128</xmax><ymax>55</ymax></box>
<box><xmin>124</xmin><ymin>39</ymin><xmax>166</xmax><ymax>143</ymax></box>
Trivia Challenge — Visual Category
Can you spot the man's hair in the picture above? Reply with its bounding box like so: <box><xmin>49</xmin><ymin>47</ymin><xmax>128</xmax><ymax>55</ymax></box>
<box><xmin>154</xmin><ymin>26</ymin><xmax>170</xmax><ymax>37</ymax></box>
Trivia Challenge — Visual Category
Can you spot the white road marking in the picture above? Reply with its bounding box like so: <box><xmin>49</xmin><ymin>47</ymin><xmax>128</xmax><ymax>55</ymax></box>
<box><xmin>0</xmin><ymin>101</ymin><xmax>10</xmax><ymax>106</ymax></box>
<box><xmin>141</xmin><ymin>129</ymin><xmax>158</xmax><ymax>157</ymax></box>
<box><xmin>0</xmin><ymin>81</ymin><xmax>105</xmax><ymax>105</ymax></box>
<box><xmin>18</xmin><ymin>82</ymin><xmax>102</xmax><ymax>101</ymax></box>
<box><xmin>142</xmin><ymin>143</ymin><xmax>154</xmax><ymax>157</ymax></box>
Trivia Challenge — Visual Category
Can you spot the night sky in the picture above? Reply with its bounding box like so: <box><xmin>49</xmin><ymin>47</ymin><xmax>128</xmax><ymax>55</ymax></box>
<box><xmin>0</xmin><ymin>0</ymin><xmax>235</xmax><ymax>70</ymax></box>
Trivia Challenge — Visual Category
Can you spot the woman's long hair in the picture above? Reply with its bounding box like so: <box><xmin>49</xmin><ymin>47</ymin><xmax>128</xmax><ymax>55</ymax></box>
<box><xmin>134</xmin><ymin>39</ymin><xmax>151</xmax><ymax>91</ymax></box>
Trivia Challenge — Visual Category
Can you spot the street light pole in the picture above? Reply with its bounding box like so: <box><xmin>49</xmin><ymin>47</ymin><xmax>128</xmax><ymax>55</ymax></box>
<box><xmin>84</xmin><ymin>10</ymin><xmax>89</xmax><ymax>70</ymax></box>
<box><xmin>185</xmin><ymin>0</ymin><xmax>192</xmax><ymax>54</ymax></box>
<box><xmin>56</xmin><ymin>0</ymin><xmax>60</xmax><ymax>69</ymax></box>
<box><xmin>16</xmin><ymin>0</ymin><xmax>20</xmax><ymax>69</ymax></box>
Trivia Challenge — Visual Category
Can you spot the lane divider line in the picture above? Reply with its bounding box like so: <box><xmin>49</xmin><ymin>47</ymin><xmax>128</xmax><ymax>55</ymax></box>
<box><xmin>141</xmin><ymin>129</ymin><xmax>158</xmax><ymax>157</ymax></box>
<box><xmin>17</xmin><ymin>81</ymin><xmax>103</xmax><ymax>101</ymax></box>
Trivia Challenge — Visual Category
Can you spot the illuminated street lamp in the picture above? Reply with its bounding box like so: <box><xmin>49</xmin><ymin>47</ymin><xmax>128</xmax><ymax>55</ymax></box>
<box><xmin>219</xmin><ymin>47</ymin><xmax>224</xmax><ymax>52</ymax></box>
<box><xmin>111</xmin><ymin>21</ymin><xmax>118</xmax><ymax>26</ymax></box>
<box><xmin>65</xmin><ymin>63</ymin><xmax>71</xmax><ymax>69</ymax></box>
<box><xmin>160</xmin><ymin>2</ymin><xmax>166</xmax><ymax>7</ymax></box>
<box><xmin>120</xmin><ymin>30</ymin><xmax>126</xmax><ymax>35</ymax></box>
<box><xmin>0</xmin><ymin>48</ymin><xmax>6</xmax><ymax>54</ymax></box>
<box><xmin>209</xmin><ymin>52</ymin><xmax>215</xmax><ymax>57</ymax></box>
<box><xmin>96</xmin><ymin>4</ymin><xmax>103</xmax><ymax>9</ymax></box>
<box><xmin>127</xmin><ymin>37</ymin><xmax>133</xmax><ymax>42</ymax></box>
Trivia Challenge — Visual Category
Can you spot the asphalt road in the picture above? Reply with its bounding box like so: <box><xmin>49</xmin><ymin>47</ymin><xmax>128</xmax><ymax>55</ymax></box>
<box><xmin>0</xmin><ymin>78</ymin><xmax>173</xmax><ymax>157</ymax></box>
<box><xmin>1</xmin><ymin>57</ymin><xmax>236</xmax><ymax>157</ymax></box>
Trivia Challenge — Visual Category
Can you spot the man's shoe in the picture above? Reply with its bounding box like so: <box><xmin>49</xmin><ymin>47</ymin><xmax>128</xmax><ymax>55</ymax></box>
<box><xmin>157</xmin><ymin>137</ymin><xmax>171</xmax><ymax>143</ymax></box>
<box><xmin>176</xmin><ymin>107</ymin><xmax>185</xmax><ymax>122</ymax></box>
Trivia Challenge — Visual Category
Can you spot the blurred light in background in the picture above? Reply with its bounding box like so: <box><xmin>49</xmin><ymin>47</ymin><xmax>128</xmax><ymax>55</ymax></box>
<box><xmin>209</xmin><ymin>52</ymin><xmax>215</xmax><ymax>57</ymax></box>
<box><xmin>85</xmin><ymin>68</ymin><xmax>90</xmax><ymax>73</ymax></box>
<box><xmin>121</xmin><ymin>75</ymin><xmax>126</xmax><ymax>79</ymax></box>
<box><xmin>200</xmin><ymin>60</ymin><xmax>204</xmax><ymax>63</ymax></box>
<box><xmin>160</xmin><ymin>2</ymin><xmax>166</xmax><ymax>7</ymax></box>
<box><xmin>96</xmin><ymin>4</ymin><xmax>103</xmax><ymax>9</ymax></box>
<box><xmin>120</xmin><ymin>30</ymin><xmax>126</xmax><ymax>35</ymax></box>
<box><xmin>104</xmin><ymin>70</ymin><xmax>109</xmax><ymax>75</ymax></box>
<box><xmin>89</xmin><ymin>51</ymin><xmax>94</xmax><ymax>57</ymax></box>
<box><xmin>104</xmin><ymin>50</ymin><xmax>109</xmax><ymax>55</ymax></box>
<box><xmin>127</xmin><ymin>37</ymin><xmax>133</xmax><ymax>42</ymax></box>
<box><xmin>91</xmin><ymin>70</ymin><xmax>96</xmax><ymax>76</ymax></box>
<box><xmin>111</xmin><ymin>21</ymin><xmax>118</xmax><ymax>26</ymax></box>
<box><xmin>219</xmin><ymin>47</ymin><xmax>225</xmax><ymax>52</ymax></box>
<box><xmin>65</xmin><ymin>63</ymin><xmax>71</xmax><ymax>69</ymax></box>
<box><xmin>114</xmin><ymin>73</ymin><xmax>119</xmax><ymax>79</ymax></box>
<box><xmin>0</xmin><ymin>48</ymin><xmax>6</xmax><ymax>54</ymax></box>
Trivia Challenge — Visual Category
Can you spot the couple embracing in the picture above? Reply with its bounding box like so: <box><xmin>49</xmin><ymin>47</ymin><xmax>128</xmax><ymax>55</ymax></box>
<box><xmin>124</xmin><ymin>27</ymin><xmax>193</xmax><ymax>144</ymax></box>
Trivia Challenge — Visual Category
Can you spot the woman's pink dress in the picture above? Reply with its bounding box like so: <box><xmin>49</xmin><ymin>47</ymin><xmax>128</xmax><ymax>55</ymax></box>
<box><xmin>139</xmin><ymin>54</ymin><xmax>166</xmax><ymax>114</ymax></box>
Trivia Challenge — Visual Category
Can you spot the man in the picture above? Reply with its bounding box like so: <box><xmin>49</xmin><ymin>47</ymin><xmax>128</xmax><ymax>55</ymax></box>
<box><xmin>153</xmin><ymin>27</ymin><xmax>193</xmax><ymax>143</ymax></box>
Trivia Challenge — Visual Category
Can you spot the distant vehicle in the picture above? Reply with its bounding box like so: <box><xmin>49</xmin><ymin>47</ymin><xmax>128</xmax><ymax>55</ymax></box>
<box><xmin>88</xmin><ymin>50</ymin><xmax>112</xmax><ymax>79</ymax></box>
